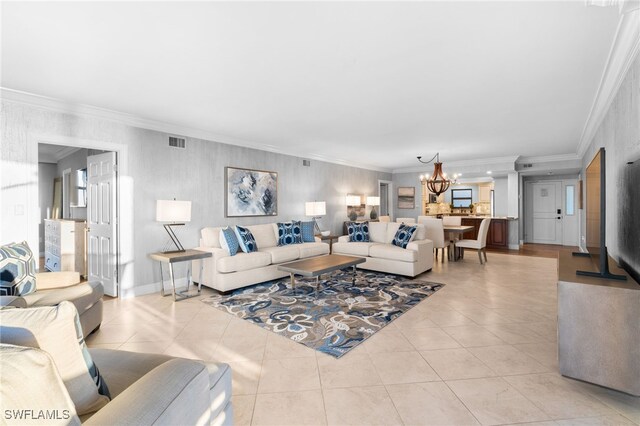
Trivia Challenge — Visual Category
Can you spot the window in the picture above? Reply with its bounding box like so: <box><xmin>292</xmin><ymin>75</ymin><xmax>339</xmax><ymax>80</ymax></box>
<box><xmin>451</xmin><ymin>189</ymin><xmax>473</xmax><ymax>208</ymax></box>
<box><xmin>565</xmin><ymin>185</ymin><xmax>575</xmax><ymax>216</ymax></box>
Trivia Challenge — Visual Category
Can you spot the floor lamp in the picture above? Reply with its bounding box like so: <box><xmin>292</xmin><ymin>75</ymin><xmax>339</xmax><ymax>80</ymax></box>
<box><xmin>156</xmin><ymin>199</ymin><xmax>191</xmax><ymax>253</ymax></box>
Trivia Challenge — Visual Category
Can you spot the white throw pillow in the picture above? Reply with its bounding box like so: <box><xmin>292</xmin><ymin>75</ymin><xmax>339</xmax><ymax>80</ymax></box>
<box><xmin>0</xmin><ymin>344</ymin><xmax>81</xmax><ymax>425</ymax></box>
<box><xmin>413</xmin><ymin>224</ymin><xmax>427</xmax><ymax>241</ymax></box>
<box><xmin>386</xmin><ymin>222</ymin><xmax>402</xmax><ymax>244</ymax></box>
<box><xmin>0</xmin><ymin>302</ymin><xmax>110</xmax><ymax>415</ymax></box>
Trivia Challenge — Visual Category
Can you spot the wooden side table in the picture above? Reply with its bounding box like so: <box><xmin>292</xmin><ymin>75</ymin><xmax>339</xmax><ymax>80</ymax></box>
<box><xmin>148</xmin><ymin>249</ymin><xmax>212</xmax><ymax>301</ymax></box>
<box><xmin>316</xmin><ymin>234</ymin><xmax>340</xmax><ymax>253</ymax></box>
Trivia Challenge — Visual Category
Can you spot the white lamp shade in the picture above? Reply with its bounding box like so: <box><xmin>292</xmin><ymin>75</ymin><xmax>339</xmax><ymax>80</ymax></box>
<box><xmin>346</xmin><ymin>195</ymin><xmax>361</xmax><ymax>206</ymax></box>
<box><xmin>305</xmin><ymin>201</ymin><xmax>326</xmax><ymax>216</ymax></box>
<box><xmin>366</xmin><ymin>196</ymin><xmax>380</xmax><ymax>206</ymax></box>
<box><xmin>156</xmin><ymin>200</ymin><xmax>191</xmax><ymax>222</ymax></box>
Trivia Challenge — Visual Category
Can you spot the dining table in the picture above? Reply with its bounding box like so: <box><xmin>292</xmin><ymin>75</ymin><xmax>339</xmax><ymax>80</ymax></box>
<box><xmin>443</xmin><ymin>225</ymin><xmax>475</xmax><ymax>261</ymax></box>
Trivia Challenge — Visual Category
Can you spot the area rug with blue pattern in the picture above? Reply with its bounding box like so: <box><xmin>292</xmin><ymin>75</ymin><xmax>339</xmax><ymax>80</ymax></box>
<box><xmin>201</xmin><ymin>270</ymin><xmax>445</xmax><ymax>358</ymax></box>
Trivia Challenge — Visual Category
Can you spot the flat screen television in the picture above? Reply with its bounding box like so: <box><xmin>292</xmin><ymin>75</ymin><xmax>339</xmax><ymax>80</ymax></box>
<box><xmin>574</xmin><ymin>148</ymin><xmax>626</xmax><ymax>280</ymax></box>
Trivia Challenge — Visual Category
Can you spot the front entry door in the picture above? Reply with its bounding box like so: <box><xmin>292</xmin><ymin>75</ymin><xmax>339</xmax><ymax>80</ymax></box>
<box><xmin>87</xmin><ymin>152</ymin><xmax>118</xmax><ymax>297</ymax></box>
<box><xmin>530</xmin><ymin>181</ymin><xmax>563</xmax><ymax>245</ymax></box>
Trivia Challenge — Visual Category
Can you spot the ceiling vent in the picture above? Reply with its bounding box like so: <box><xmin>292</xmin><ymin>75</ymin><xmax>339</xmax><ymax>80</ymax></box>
<box><xmin>169</xmin><ymin>136</ymin><xmax>186</xmax><ymax>149</ymax></box>
<box><xmin>523</xmin><ymin>163</ymin><xmax>533</xmax><ymax>168</ymax></box>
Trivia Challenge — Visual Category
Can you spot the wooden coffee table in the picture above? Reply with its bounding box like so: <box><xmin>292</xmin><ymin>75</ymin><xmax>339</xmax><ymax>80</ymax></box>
<box><xmin>277</xmin><ymin>254</ymin><xmax>366</xmax><ymax>294</ymax></box>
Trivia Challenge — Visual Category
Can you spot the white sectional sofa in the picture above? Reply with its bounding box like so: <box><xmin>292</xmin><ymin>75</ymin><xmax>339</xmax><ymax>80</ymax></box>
<box><xmin>193</xmin><ymin>223</ymin><xmax>329</xmax><ymax>293</ymax></box>
<box><xmin>332</xmin><ymin>222</ymin><xmax>434</xmax><ymax>277</ymax></box>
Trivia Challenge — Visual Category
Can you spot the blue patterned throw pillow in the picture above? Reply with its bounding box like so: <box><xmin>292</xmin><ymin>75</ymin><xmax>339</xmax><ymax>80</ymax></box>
<box><xmin>300</xmin><ymin>221</ymin><xmax>316</xmax><ymax>243</ymax></box>
<box><xmin>392</xmin><ymin>224</ymin><xmax>417</xmax><ymax>249</ymax></box>
<box><xmin>0</xmin><ymin>241</ymin><xmax>37</xmax><ymax>296</ymax></box>
<box><xmin>277</xmin><ymin>221</ymin><xmax>303</xmax><ymax>246</ymax></box>
<box><xmin>347</xmin><ymin>222</ymin><xmax>370</xmax><ymax>242</ymax></box>
<box><xmin>219</xmin><ymin>227</ymin><xmax>240</xmax><ymax>256</ymax></box>
<box><xmin>234</xmin><ymin>226</ymin><xmax>258</xmax><ymax>253</ymax></box>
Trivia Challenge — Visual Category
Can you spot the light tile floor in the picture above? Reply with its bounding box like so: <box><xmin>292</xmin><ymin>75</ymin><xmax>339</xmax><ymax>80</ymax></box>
<box><xmin>87</xmin><ymin>253</ymin><xmax>640</xmax><ymax>425</ymax></box>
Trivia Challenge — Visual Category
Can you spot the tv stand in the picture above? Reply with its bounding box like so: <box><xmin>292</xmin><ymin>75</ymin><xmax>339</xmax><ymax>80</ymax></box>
<box><xmin>558</xmin><ymin>251</ymin><xmax>639</xmax><ymax>396</ymax></box>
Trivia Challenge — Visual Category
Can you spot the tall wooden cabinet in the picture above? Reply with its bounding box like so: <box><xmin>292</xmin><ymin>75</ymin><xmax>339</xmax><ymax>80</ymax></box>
<box><xmin>44</xmin><ymin>219</ymin><xmax>87</xmax><ymax>276</ymax></box>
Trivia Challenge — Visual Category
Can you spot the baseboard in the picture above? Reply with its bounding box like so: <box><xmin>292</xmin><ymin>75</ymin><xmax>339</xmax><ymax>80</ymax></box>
<box><xmin>119</xmin><ymin>277</ymin><xmax>189</xmax><ymax>299</ymax></box>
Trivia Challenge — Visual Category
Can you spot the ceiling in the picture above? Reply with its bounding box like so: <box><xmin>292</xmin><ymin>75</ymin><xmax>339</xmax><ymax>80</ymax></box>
<box><xmin>1</xmin><ymin>1</ymin><xmax>621</xmax><ymax>171</ymax></box>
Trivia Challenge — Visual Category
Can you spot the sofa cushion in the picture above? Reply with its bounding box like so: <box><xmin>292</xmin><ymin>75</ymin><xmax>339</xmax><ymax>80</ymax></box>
<box><xmin>369</xmin><ymin>222</ymin><xmax>388</xmax><ymax>243</ymax></box>
<box><xmin>219</xmin><ymin>227</ymin><xmax>240</xmax><ymax>256</ymax></box>
<box><xmin>234</xmin><ymin>226</ymin><xmax>258</xmax><ymax>253</ymax></box>
<box><xmin>392</xmin><ymin>224</ymin><xmax>417</xmax><ymax>249</ymax></box>
<box><xmin>277</xmin><ymin>221</ymin><xmax>303</xmax><ymax>246</ymax></box>
<box><xmin>261</xmin><ymin>246</ymin><xmax>300</xmax><ymax>264</ymax></box>
<box><xmin>369</xmin><ymin>244</ymin><xmax>418</xmax><ymax>262</ymax></box>
<box><xmin>413</xmin><ymin>223</ymin><xmax>427</xmax><ymax>241</ymax></box>
<box><xmin>385</xmin><ymin>222</ymin><xmax>402</xmax><ymax>243</ymax></box>
<box><xmin>0</xmin><ymin>241</ymin><xmax>37</xmax><ymax>296</ymax></box>
<box><xmin>300</xmin><ymin>221</ymin><xmax>316</xmax><ymax>242</ymax></box>
<box><xmin>246</xmin><ymin>224</ymin><xmax>278</xmax><ymax>249</ymax></box>
<box><xmin>201</xmin><ymin>227</ymin><xmax>222</xmax><ymax>248</ymax></box>
<box><xmin>332</xmin><ymin>242</ymin><xmax>375</xmax><ymax>257</ymax></box>
<box><xmin>0</xmin><ymin>302</ymin><xmax>110</xmax><ymax>415</ymax></box>
<box><xmin>299</xmin><ymin>242</ymin><xmax>330</xmax><ymax>258</ymax></box>
<box><xmin>0</xmin><ymin>344</ymin><xmax>81</xmax><ymax>425</ymax></box>
<box><xmin>347</xmin><ymin>222</ymin><xmax>370</xmax><ymax>242</ymax></box>
<box><xmin>217</xmin><ymin>251</ymin><xmax>271</xmax><ymax>273</ymax></box>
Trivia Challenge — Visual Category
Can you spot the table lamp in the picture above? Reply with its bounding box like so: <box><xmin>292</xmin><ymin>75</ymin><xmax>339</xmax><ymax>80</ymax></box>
<box><xmin>156</xmin><ymin>199</ymin><xmax>191</xmax><ymax>253</ymax></box>
<box><xmin>367</xmin><ymin>196</ymin><xmax>380</xmax><ymax>220</ymax></box>
<box><xmin>305</xmin><ymin>201</ymin><xmax>326</xmax><ymax>234</ymax></box>
<box><xmin>346</xmin><ymin>195</ymin><xmax>361</xmax><ymax>221</ymax></box>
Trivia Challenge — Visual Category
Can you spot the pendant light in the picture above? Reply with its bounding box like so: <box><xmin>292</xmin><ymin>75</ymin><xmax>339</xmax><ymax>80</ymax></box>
<box><xmin>417</xmin><ymin>153</ymin><xmax>451</xmax><ymax>196</ymax></box>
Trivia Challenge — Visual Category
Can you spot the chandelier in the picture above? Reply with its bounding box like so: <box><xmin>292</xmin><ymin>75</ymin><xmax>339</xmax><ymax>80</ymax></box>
<box><xmin>417</xmin><ymin>153</ymin><xmax>452</xmax><ymax>196</ymax></box>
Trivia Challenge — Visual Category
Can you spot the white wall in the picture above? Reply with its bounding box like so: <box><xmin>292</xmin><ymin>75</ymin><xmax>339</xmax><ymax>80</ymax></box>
<box><xmin>493</xmin><ymin>177</ymin><xmax>508</xmax><ymax>216</ymax></box>
<box><xmin>580</xmin><ymin>52</ymin><xmax>640</xmax><ymax>277</ymax></box>
<box><xmin>1</xmin><ymin>100</ymin><xmax>391</xmax><ymax>295</ymax></box>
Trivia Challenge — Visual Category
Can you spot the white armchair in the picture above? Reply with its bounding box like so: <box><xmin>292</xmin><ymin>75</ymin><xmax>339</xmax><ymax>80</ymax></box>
<box><xmin>456</xmin><ymin>218</ymin><xmax>491</xmax><ymax>264</ymax></box>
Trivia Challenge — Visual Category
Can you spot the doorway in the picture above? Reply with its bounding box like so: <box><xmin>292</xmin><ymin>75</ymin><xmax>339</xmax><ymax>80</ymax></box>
<box><xmin>38</xmin><ymin>143</ymin><xmax>120</xmax><ymax>297</ymax></box>
<box><xmin>378</xmin><ymin>180</ymin><xmax>392</xmax><ymax>218</ymax></box>
<box><xmin>524</xmin><ymin>178</ymin><xmax>579</xmax><ymax>246</ymax></box>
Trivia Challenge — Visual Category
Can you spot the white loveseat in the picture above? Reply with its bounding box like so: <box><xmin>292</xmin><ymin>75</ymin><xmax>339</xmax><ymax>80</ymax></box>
<box><xmin>193</xmin><ymin>223</ymin><xmax>330</xmax><ymax>293</ymax></box>
<box><xmin>332</xmin><ymin>222</ymin><xmax>434</xmax><ymax>277</ymax></box>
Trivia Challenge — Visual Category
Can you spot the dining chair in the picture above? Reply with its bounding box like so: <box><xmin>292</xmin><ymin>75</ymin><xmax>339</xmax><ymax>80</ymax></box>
<box><xmin>442</xmin><ymin>216</ymin><xmax>461</xmax><ymax>226</ymax></box>
<box><xmin>379</xmin><ymin>216</ymin><xmax>391</xmax><ymax>223</ymax></box>
<box><xmin>456</xmin><ymin>218</ymin><xmax>491</xmax><ymax>264</ymax></box>
<box><xmin>419</xmin><ymin>217</ymin><xmax>449</xmax><ymax>261</ymax></box>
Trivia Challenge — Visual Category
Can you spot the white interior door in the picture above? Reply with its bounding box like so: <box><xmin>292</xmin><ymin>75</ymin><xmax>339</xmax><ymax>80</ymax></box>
<box><xmin>530</xmin><ymin>181</ymin><xmax>563</xmax><ymax>245</ymax></box>
<box><xmin>87</xmin><ymin>152</ymin><xmax>118</xmax><ymax>297</ymax></box>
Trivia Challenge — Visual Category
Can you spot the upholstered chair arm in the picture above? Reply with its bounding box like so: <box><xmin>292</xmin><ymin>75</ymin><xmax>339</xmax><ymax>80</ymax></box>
<box><xmin>84</xmin><ymin>359</ymin><xmax>212</xmax><ymax>426</ymax></box>
<box><xmin>34</xmin><ymin>271</ymin><xmax>81</xmax><ymax>290</ymax></box>
<box><xmin>0</xmin><ymin>296</ymin><xmax>28</xmax><ymax>308</ymax></box>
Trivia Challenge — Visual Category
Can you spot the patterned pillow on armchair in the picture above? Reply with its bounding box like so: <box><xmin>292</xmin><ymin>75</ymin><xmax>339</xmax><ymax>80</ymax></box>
<box><xmin>0</xmin><ymin>241</ymin><xmax>37</xmax><ymax>296</ymax></box>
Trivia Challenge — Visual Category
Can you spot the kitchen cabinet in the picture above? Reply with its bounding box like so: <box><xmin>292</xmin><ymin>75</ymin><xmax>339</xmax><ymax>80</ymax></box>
<box><xmin>460</xmin><ymin>217</ymin><xmax>509</xmax><ymax>249</ymax></box>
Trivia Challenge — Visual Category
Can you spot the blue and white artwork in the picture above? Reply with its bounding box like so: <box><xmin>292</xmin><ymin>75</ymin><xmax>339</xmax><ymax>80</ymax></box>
<box><xmin>225</xmin><ymin>167</ymin><xmax>278</xmax><ymax>217</ymax></box>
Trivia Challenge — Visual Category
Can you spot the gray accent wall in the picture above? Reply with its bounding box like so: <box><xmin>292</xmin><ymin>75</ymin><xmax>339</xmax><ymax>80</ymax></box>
<box><xmin>580</xmin><ymin>51</ymin><xmax>639</xmax><ymax>276</ymax></box>
<box><xmin>1</xmin><ymin>101</ymin><xmax>390</xmax><ymax>295</ymax></box>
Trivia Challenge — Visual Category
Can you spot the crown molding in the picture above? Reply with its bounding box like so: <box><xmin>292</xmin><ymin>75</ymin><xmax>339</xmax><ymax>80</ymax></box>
<box><xmin>392</xmin><ymin>155</ymin><xmax>519</xmax><ymax>174</ymax></box>
<box><xmin>577</xmin><ymin>7</ymin><xmax>640</xmax><ymax>158</ymax></box>
<box><xmin>516</xmin><ymin>153</ymin><xmax>581</xmax><ymax>163</ymax></box>
<box><xmin>0</xmin><ymin>88</ymin><xmax>392</xmax><ymax>174</ymax></box>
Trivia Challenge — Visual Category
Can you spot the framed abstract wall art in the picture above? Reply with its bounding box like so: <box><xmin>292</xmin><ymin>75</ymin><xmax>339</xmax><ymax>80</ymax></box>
<box><xmin>397</xmin><ymin>187</ymin><xmax>415</xmax><ymax>209</ymax></box>
<box><xmin>225</xmin><ymin>167</ymin><xmax>278</xmax><ymax>217</ymax></box>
